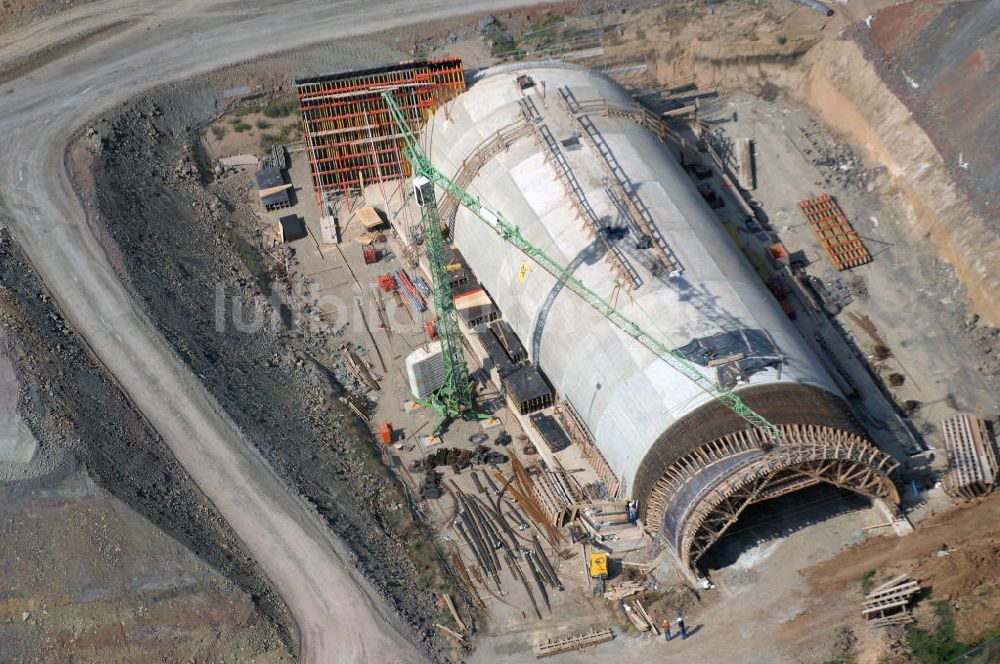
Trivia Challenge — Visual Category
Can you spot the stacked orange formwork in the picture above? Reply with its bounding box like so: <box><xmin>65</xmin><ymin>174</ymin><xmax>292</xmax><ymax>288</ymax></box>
<box><xmin>295</xmin><ymin>59</ymin><xmax>466</xmax><ymax>205</ymax></box>
<box><xmin>799</xmin><ymin>194</ymin><xmax>871</xmax><ymax>270</ymax></box>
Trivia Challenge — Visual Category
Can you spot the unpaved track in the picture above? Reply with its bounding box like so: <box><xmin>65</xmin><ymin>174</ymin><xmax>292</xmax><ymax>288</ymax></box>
<box><xmin>0</xmin><ymin>2</ymin><xmax>540</xmax><ymax>662</ymax></box>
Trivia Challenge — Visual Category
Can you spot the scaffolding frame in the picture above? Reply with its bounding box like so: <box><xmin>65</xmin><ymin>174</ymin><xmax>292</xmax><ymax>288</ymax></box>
<box><xmin>295</xmin><ymin>59</ymin><xmax>466</xmax><ymax>209</ymax></box>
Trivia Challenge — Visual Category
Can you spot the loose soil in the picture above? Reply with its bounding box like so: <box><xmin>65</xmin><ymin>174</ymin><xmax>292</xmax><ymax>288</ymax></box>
<box><xmin>204</xmin><ymin>104</ymin><xmax>303</xmax><ymax>158</ymax></box>
<box><xmin>799</xmin><ymin>491</ymin><xmax>1000</xmax><ymax>656</ymax></box>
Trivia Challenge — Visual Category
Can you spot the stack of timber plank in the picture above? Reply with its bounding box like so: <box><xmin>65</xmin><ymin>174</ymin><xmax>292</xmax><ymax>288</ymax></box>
<box><xmin>862</xmin><ymin>574</ymin><xmax>920</xmax><ymax>627</ymax></box>
<box><xmin>799</xmin><ymin>194</ymin><xmax>871</xmax><ymax>270</ymax></box>
<box><xmin>604</xmin><ymin>580</ymin><xmax>644</xmax><ymax>601</ymax></box>
<box><xmin>342</xmin><ymin>350</ymin><xmax>379</xmax><ymax>392</ymax></box>
<box><xmin>534</xmin><ymin>628</ymin><xmax>614</xmax><ymax>658</ymax></box>
<box><xmin>735</xmin><ymin>138</ymin><xmax>755</xmax><ymax>190</ymax></box>
<box><xmin>941</xmin><ymin>414</ymin><xmax>998</xmax><ymax>500</ymax></box>
<box><xmin>554</xmin><ymin>398</ymin><xmax>619</xmax><ymax>496</ymax></box>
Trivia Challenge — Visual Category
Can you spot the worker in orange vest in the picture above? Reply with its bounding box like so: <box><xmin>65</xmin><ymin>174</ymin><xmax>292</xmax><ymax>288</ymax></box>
<box><xmin>661</xmin><ymin>618</ymin><xmax>672</xmax><ymax>641</ymax></box>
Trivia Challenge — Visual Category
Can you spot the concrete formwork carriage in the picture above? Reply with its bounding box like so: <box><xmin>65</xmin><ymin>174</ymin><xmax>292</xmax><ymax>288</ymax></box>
<box><xmin>422</xmin><ymin>63</ymin><xmax>899</xmax><ymax>574</ymax></box>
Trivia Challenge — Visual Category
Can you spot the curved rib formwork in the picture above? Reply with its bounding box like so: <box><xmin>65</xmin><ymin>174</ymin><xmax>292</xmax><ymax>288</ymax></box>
<box><xmin>646</xmin><ymin>423</ymin><xmax>899</xmax><ymax>574</ymax></box>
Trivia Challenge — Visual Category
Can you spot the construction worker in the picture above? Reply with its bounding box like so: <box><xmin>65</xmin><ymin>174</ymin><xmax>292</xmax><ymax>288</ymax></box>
<box><xmin>661</xmin><ymin>618</ymin><xmax>672</xmax><ymax>641</ymax></box>
<box><xmin>677</xmin><ymin>616</ymin><xmax>688</xmax><ymax>640</ymax></box>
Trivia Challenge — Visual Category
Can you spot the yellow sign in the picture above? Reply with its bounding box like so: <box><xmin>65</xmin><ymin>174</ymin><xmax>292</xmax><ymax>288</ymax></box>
<box><xmin>517</xmin><ymin>263</ymin><xmax>531</xmax><ymax>282</ymax></box>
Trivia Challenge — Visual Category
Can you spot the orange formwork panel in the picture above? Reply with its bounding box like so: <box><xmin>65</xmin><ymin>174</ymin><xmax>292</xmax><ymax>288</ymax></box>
<box><xmin>295</xmin><ymin>59</ymin><xmax>466</xmax><ymax>206</ymax></box>
<box><xmin>798</xmin><ymin>193</ymin><xmax>871</xmax><ymax>271</ymax></box>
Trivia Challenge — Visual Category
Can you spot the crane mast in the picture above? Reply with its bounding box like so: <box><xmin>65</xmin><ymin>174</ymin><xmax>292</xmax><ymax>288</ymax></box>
<box><xmin>412</xmin><ymin>177</ymin><xmax>477</xmax><ymax>424</ymax></box>
<box><xmin>382</xmin><ymin>91</ymin><xmax>782</xmax><ymax>445</ymax></box>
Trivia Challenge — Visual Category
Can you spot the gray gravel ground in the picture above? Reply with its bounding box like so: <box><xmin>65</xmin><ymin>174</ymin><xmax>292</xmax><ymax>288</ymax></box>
<box><xmin>0</xmin><ymin>2</ymin><xmax>543</xmax><ymax>662</ymax></box>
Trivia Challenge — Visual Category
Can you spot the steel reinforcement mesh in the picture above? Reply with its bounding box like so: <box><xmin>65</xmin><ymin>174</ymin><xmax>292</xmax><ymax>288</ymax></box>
<box><xmin>633</xmin><ymin>383</ymin><xmax>864</xmax><ymax>520</ymax></box>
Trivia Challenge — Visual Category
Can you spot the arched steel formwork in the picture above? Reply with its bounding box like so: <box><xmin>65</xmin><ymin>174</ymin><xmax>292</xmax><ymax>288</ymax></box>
<box><xmin>646</xmin><ymin>423</ymin><xmax>900</xmax><ymax>574</ymax></box>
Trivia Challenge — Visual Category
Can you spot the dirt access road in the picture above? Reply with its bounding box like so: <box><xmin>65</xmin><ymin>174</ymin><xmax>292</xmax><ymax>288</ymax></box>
<box><xmin>0</xmin><ymin>1</ymin><xmax>542</xmax><ymax>662</ymax></box>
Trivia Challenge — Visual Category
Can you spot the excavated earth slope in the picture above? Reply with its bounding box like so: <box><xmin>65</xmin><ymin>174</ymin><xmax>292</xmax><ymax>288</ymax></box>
<box><xmin>842</xmin><ymin>1</ymin><xmax>1000</xmax><ymax>327</ymax></box>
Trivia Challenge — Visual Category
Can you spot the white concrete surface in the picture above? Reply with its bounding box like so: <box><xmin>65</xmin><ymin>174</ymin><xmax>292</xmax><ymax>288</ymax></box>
<box><xmin>426</xmin><ymin>64</ymin><xmax>841</xmax><ymax>492</ymax></box>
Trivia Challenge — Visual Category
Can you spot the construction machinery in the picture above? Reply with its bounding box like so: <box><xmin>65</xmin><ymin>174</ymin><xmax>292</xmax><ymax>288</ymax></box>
<box><xmin>411</xmin><ymin>176</ymin><xmax>485</xmax><ymax>431</ymax></box>
<box><xmin>589</xmin><ymin>552</ymin><xmax>609</xmax><ymax>595</ymax></box>
<box><xmin>380</xmin><ymin>91</ymin><xmax>784</xmax><ymax>446</ymax></box>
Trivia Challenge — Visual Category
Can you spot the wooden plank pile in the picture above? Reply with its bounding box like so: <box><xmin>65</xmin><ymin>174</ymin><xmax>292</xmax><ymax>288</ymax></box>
<box><xmin>342</xmin><ymin>349</ymin><xmax>379</xmax><ymax>392</ymax></box>
<box><xmin>799</xmin><ymin>194</ymin><xmax>871</xmax><ymax>270</ymax></box>
<box><xmin>941</xmin><ymin>414</ymin><xmax>998</xmax><ymax>500</ymax></box>
<box><xmin>534</xmin><ymin>628</ymin><xmax>614</xmax><ymax>658</ymax></box>
<box><xmin>735</xmin><ymin>137</ymin><xmax>755</xmax><ymax>190</ymax></box>
<box><xmin>604</xmin><ymin>580</ymin><xmax>644</xmax><ymax>601</ymax></box>
<box><xmin>862</xmin><ymin>574</ymin><xmax>920</xmax><ymax>627</ymax></box>
<box><xmin>554</xmin><ymin>399</ymin><xmax>619</xmax><ymax>496</ymax></box>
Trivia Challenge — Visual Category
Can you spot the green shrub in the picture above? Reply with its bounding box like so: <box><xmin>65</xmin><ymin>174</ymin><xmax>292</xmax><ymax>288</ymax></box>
<box><xmin>255</xmin><ymin>119</ymin><xmax>271</xmax><ymax>130</ymax></box>
<box><xmin>233</xmin><ymin>122</ymin><xmax>251</xmax><ymax>133</ymax></box>
<box><xmin>259</xmin><ymin>133</ymin><xmax>280</xmax><ymax>150</ymax></box>
<box><xmin>906</xmin><ymin>602</ymin><xmax>968</xmax><ymax>664</ymax></box>
<box><xmin>262</xmin><ymin>98</ymin><xmax>297</xmax><ymax>118</ymax></box>
<box><xmin>860</xmin><ymin>570</ymin><xmax>876</xmax><ymax>593</ymax></box>
<box><xmin>776</xmin><ymin>34</ymin><xmax>788</xmax><ymax>45</ymax></box>
<box><xmin>210</xmin><ymin>125</ymin><xmax>227</xmax><ymax>140</ymax></box>
<box><xmin>823</xmin><ymin>655</ymin><xmax>856</xmax><ymax>664</ymax></box>
<box><xmin>491</xmin><ymin>34</ymin><xmax>518</xmax><ymax>57</ymax></box>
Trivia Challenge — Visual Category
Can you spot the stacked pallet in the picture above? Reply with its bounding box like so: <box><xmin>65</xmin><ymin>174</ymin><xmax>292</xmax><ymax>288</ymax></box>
<box><xmin>862</xmin><ymin>574</ymin><xmax>920</xmax><ymax>627</ymax></box>
<box><xmin>799</xmin><ymin>194</ymin><xmax>871</xmax><ymax>270</ymax></box>
<box><xmin>942</xmin><ymin>414</ymin><xmax>998</xmax><ymax>500</ymax></box>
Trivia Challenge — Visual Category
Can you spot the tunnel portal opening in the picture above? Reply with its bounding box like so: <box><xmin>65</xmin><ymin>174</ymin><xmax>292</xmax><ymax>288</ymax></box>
<box><xmin>696</xmin><ymin>482</ymin><xmax>871</xmax><ymax>572</ymax></box>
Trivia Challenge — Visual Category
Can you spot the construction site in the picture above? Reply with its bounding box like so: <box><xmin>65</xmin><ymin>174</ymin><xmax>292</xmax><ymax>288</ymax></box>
<box><xmin>2</xmin><ymin>1</ymin><xmax>1000</xmax><ymax>663</ymax></box>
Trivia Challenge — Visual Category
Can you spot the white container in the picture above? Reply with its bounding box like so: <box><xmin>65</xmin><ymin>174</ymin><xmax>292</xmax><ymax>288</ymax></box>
<box><xmin>406</xmin><ymin>341</ymin><xmax>445</xmax><ymax>399</ymax></box>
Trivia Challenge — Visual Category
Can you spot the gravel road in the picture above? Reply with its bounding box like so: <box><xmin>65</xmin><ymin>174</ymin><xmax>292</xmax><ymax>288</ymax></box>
<box><xmin>0</xmin><ymin>2</ymin><xmax>539</xmax><ymax>662</ymax></box>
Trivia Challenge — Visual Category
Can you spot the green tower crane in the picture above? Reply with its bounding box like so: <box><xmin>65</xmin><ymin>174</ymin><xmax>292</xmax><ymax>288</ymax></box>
<box><xmin>382</xmin><ymin>91</ymin><xmax>783</xmax><ymax>446</ymax></box>
<box><xmin>411</xmin><ymin>175</ymin><xmax>481</xmax><ymax>431</ymax></box>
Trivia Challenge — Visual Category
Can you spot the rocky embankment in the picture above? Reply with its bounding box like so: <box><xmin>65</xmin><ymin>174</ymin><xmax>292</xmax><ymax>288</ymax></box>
<box><xmin>74</xmin><ymin>80</ymin><xmax>457</xmax><ymax>661</ymax></box>
<box><xmin>0</xmin><ymin>228</ymin><xmax>292</xmax><ymax>660</ymax></box>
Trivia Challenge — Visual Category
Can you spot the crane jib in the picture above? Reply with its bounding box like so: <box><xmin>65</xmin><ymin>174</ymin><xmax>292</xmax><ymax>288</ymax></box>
<box><xmin>379</xmin><ymin>91</ymin><xmax>783</xmax><ymax>445</ymax></box>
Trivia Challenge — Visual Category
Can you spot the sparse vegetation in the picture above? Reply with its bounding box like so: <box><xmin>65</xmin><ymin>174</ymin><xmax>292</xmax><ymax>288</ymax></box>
<box><xmin>491</xmin><ymin>34</ymin><xmax>518</xmax><ymax>58</ymax></box>
<box><xmin>823</xmin><ymin>656</ymin><xmax>856</xmax><ymax>664</ymax></box>
<box><xmin>776</xmin><ymin>34</ymin><xmax>788</xmax><ymax>45</ymax></box>
<box><xmin>255</xmin><ymin>119</ymin><xmax>271</xmax><ymax>130</ymax></box>
<box><xmin>260</xmin><ymin>123</ymin><xmax>301</xmax><ymax>151</ymax></box>
<box><xmin>259</xmin><ymin>133</ymin><xmax>280</xmax><ymax>151</ymax></box>
<box><xmin>860</xmin><ymin>570</ymin><xmax>876</xmax><ymax>593</ymax></box>
<box><xmin>523</xmin><ymin>11</ymin><xmax>561</xmax><ymax>45</ymax></box>
<box><xmin>906</xmin><ymin>602</ymin><xmax>968</xmax><ymax>664</ymax></box>
<box><xmin>210</xmin><ymin>125</ymin><xmax>226</xmax><ymax>140</ymax></box>
<box><xmin>262</xmin><ymin>97</ymin><xmax>298</xmax><ymax>118</ymax></box>
<box><xmin>232</xmin><ymin>121</ymin><xmax>251</xmax><ymax>133</ymax></box>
